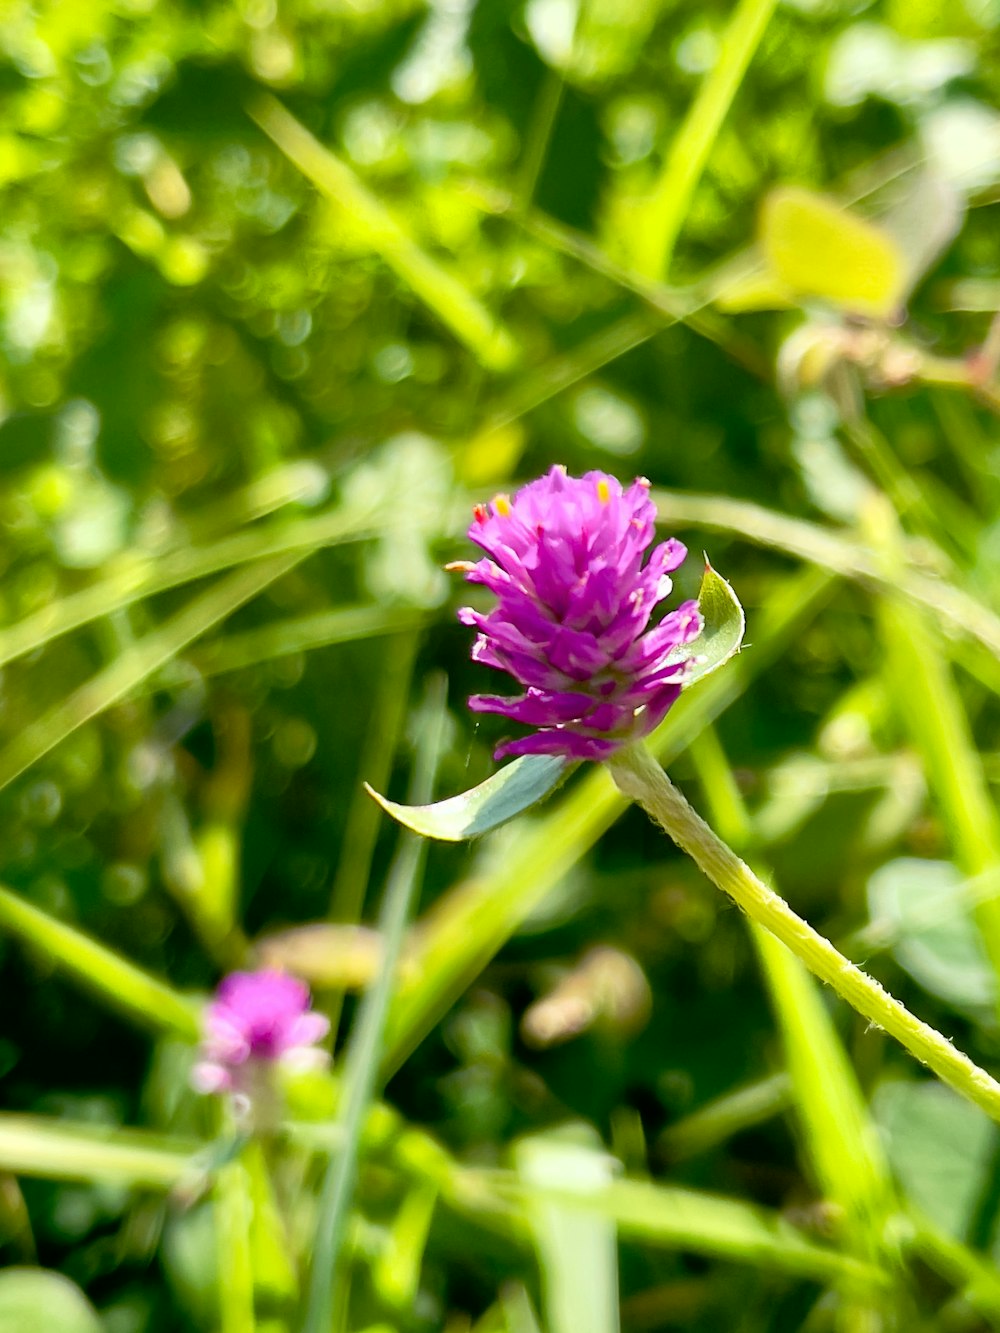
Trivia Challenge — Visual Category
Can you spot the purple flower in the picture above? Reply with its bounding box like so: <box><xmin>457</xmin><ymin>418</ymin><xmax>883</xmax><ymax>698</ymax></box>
<box><xmin>192</xmin><ymin>970</ymin><xmax>330</xmax><ymax>1095</ymax></box>
<box><xmin>453</xmin><ymin>466</ymin><xmax>703</xmax><ymax>761</ymax></box>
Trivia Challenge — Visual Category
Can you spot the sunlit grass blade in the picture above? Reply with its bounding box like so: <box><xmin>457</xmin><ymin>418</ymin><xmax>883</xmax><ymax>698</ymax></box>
<box><xmin>465</xmin><ymin>185</ymin><xmax>769</xmax><ymax>378</ymax></box>
<box><xmin>630</xmin><ymin>0</ymin><xmax>779</xmax><ymax>279</ymax></box>
<box><xmin>491</xmin><ymin>1174</ymin><xmax>885</xmax><ymax>1288</ymax></box>
<box><xmin>869</xmin><ymin>497</ymin><xmax>1000</xmax><ymax>997</ymax></box>
<box><xmin>382</xmin><ymin>566</ymin><xmax>835</xmax><ymax>1072</ymax></box>
<box><xmin>329</xmin><ymin>629</ymin><xmax>421</xmax><ymax>924</ymax></box>
<box><xmin>303</xmin><ymin>681</ymin><xmax>448</xmax><ymax>1333</ymax></box>
<box><xmin>326</xmin><ymin>629</ymin><xmax>421</xmax><ymax>1047</ymax></box>
<box><xmin>910</xmin><ymin>1218</ymin><xmax>1000</xmax><ymax>1321</ymax></box>
<box><xmin>478</xmin><ymin>311</ymin><xmax>661</xmax><ymax>437</ymax></box>
<box><xmin>216</xmin><ymin>1154</ymin><xmax>256</xmax><ymax>1333</ymax></box>
<box><xmin>751</xmin><ymin>927</ymin><xmax>902</xmax><ymax>1333</ymax></box>
<box><xmin>516</xmin><ymin>1132</ymin><xmax>620</xmax><ymax>1333</ymax></box>
<box><xmin>190</xmin><ymin>605</ymin><xmax>427</xmax><ymax>678</ymax></box>
<box><xmin>0</xmin><ymin>886</ymin><xmax>198</xmax><ymax>1039</ymax></box>
<box><xmin>656</xmin><ymin>1073</ymin><xmax>793</xmax><ymax>1163</ymax></box>
<box><xmin>0</xmin><ymin>556</ymin><xmax>299</xmax><ymax>793</ymax></box>
<box><xmin>243</xmin><ymin>1141</ymin><xmax>298</xmax><ymax>1310</ymax></box>
<box><xmin>500</xmin><ymin>1285</ymin><xmax>544</xmax><ymax>1333</ymax></box>
<box><xmin>689</xmin><ymin>728</ymin><xmax>901</xmax><ymax>1321</ymax></box>
<box><xmin>0</xmin><ymin>501</ymin><xmax>379</xmax><ymax>674</ymax></box>
<box><xmin>0</xmin><ymin>1114</ymin><xmax>198</xmax><ymax>1188</ymax></box>
<box><xmin>250</xmin><ymin>96</ymin><xmax>518</xmax><ymax>373</ymax></box>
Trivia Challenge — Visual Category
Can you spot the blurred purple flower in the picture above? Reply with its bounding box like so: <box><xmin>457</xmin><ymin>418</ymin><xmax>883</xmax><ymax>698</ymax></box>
<box><xmin>452</xmin><ymin>466</ymin><xmax>703</xmax><ymax>761</ymax></box>
<box><xmin>192</xmin><ymin>969</ymin><xmax>329</xmax><ymax>1095</ymax></box>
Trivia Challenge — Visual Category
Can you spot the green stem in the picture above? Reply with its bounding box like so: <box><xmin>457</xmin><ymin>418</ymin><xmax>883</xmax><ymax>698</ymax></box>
<box><xmin>632</xmin><ymin>0</ymin><xmax>779</xmax><ymax>279</ymax></box>
<box><xmin>302</xmin><ymin>680</ymin><xmax>447</xmax><ymax>1333</ymax></box>
<box><xmin>606</xmin><ymin>743</ymin><xmax>1000</xmax><ymax>1125</ymax></box>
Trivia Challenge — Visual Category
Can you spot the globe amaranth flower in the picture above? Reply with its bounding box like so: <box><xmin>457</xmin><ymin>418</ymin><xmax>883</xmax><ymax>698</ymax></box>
<box><xmin>192</xmin><ymin>969</ymin><xmax>329</xmax><ymax>1095</ymax></box>
<box><xmin>452</xmin><ymin>466</ymin><xmax>704</xmax><ymax>761</ymax></box>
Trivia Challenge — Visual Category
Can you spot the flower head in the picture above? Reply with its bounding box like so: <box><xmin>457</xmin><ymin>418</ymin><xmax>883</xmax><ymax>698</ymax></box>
<box><xmin>192</xmin><ymin>969</ymin><xmax>329</xmax><ymax>1095</ymax></box>
<box><xmin>453</xmin><ymin>466</ymin><xmax>703</xmax><ymax>760</ymax></box>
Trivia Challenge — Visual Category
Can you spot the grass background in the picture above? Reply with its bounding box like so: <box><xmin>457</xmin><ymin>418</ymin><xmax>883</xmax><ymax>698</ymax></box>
<box><xmin>2</xmin><ymin>0</ymin><xmax>1000</xmax><ymax>1329</ymax></box>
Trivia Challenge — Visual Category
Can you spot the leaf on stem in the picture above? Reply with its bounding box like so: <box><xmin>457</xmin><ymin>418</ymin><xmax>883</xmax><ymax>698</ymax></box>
<box><xmin>683</xmin><ymin>560</ymin><xmax>746</xmax><ymax>687</ymax></box>
<box><xmin>366</xmin><ymin>754</ymin><xmax>574</xmax><ymax>843</ymax></box>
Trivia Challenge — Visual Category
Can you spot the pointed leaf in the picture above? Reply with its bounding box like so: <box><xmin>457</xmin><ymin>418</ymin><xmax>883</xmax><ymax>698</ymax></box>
<box><xmin>683</xmin><ymin>562</ymin><xmax>746</xmax><ymax>687</ymax></box>
<box><xmin>366</xmin><ymin>754</ymin><xmax>573</xmax><ymax>843</ymax></box>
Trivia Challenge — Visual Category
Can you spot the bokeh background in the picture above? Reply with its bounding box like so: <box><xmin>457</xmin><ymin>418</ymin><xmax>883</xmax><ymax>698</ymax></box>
<box><xmin>3</xmin><ymin>0</ymin><xmax>1000</xmax><ymax>1329</ymax></box>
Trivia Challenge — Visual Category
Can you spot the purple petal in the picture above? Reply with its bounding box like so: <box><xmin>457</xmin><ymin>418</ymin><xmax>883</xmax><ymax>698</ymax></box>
<box><xmin>495</xmin><ymin>729</ymin><xmax>622</xmax><ymax>761</ymax></box>
<box><xmin>455</xmin><ymin>468</ymin><xmax>703</xmax><ymax>762</ymax></box>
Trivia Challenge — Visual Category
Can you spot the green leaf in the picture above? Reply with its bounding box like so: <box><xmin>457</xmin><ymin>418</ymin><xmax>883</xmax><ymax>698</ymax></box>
<box><xmin>0</xmin><ymin>1270</ymin><xmax>102</xmax><ymax>1333</ymax></box>
<box><xmin>866</xmin><ymin>859</ymin><xmax>996</xmax><ymax>1011</ymax></box>
<box><xmin>366</xmin><ymin>754</ymin><xmax>573</xmax><ymax>843</ymax></box>
<box><xmin>874</xmin><ymin>1081</ymin><xmax>998</xmax><ymax>1240</ymax></box>
<box><xmin>759</xmin><ymin>186</ymin><xmax>907</xmax><ymax>319</ymax></box>
<box><xmin>683</xmin><ymin>561</ymin><xmax>746</xmax><ymax>687</ymax></box>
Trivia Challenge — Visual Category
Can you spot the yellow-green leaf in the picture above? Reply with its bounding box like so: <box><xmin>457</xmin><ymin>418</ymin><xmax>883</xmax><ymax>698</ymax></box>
<box><xmin>759</xmin><ymin>186</ymin><xmax>906</xmax><ymax>319</ymax></box>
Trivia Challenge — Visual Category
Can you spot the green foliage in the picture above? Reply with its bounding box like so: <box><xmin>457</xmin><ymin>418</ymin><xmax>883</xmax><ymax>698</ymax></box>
<box><xmin>2</xmin><ymin>0</ymin><xmax>1000</xmax><ymax>1329</ymax></box>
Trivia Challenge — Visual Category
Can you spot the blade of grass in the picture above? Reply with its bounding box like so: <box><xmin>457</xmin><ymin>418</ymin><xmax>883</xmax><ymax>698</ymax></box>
<box><xmin>328</xmin><ymin>630</ymin><xmax>422</xmax><ymax>925</ymax></box>
<box><xmin>0</xmin><ymin>885</ymin><xmax>198</xmax><ymax>1039</ymax></box>
<box><xmin>0</xmin><ymin>500</ymin><xmax>379</xmax><ymax>674</ymax></box>
<box><xmin>631</xmin><ymin>0</ymin><xmax>779</xmax><ymax>279</ymax></box>
<box><xmin>489</xmin><ymin>1174</ymin><xmax>884</xmax><ymax>1288</ymax></box>
<box><xmin>690</xmin><ymin>729</ymin><xmax>900</xmax><ymax>1324</ymax></box>
<box><xmin>382</xmin><ymin>566</ymin><xmax>835</xmax><ymax>1074</ymax></box>
<box><xmin>249</xmin><ymin>96</ymin><xmax>518</xmax><ymax>373</ymax></box>
<box><xmin>478</xmin><ymin>310</ymin><xmax>664</xmax><ymax>438</ymax></box>
<box><xmin>303</xmin><ymin>680</ymin><xmax>448</xmax><ymax>1333</ymax></box>
<box><xmin>516</xmin><ymin>1132</ymin><xmax>620</xmax><ymax>1333</ymax></box>
<box><xmin>0</xmin><ymin>555</ymin><xmax>300</xmax><ymax>793</ymax></box>
<box><xmin>909</xmin><ymin>1218</ymin><xmax>1000</xmax><ymax>1321</ymax></box>
<box><xmin>465</xmin><ymin>182</ymin><xmax>769</xmax><ymax>379</ymax></box>
<box><xmin>751</xmin><ymin>927</ymin><xmax>900</xmax><ymax>1325</ymax></box>
<box><xmin>216</xmin><ymin>1152</ymin><xmax>256</xmax><ymax>1333</ymax></box>
<box><xmin>325</xmin><ymin>628</ymin><xmax>421</xmax><ymax>1046</ymax></box>
<box><xmin>189</xmin><ymin>605</ymin><xmax>427</xmax><ymax>679</ymax></box>
<box><xmin>0</xmin><ymin>1114</ymin><xmax>199</xmax><ymax>1188</ymax></box>
<box><xmin>656</xmin><ymin>1073</ymin><xmax>793</xmax><ymax>1163</ymax></box>
<box><xmin>515</xmin><ymin>67</ymin><xmax>567</xmax><ymax>212</ymax></box>
<box><xmin>867</xmin><ymin>496</ymin><xmax>1000</xmax><ymax>997</ymax></box>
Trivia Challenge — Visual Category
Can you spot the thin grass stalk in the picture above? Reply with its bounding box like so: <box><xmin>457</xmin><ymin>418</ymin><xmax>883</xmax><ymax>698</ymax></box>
<box><xmin>303</xmin><ymin>681</ymin><xmax>448</xmax><ymax>1333</ymax></box>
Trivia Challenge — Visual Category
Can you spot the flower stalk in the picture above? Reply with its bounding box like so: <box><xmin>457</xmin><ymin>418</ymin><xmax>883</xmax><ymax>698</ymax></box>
<box><xmin>607</xmin><ymin>741</ymin><xmax>1000</xmax><ymax>1125</ymax></box>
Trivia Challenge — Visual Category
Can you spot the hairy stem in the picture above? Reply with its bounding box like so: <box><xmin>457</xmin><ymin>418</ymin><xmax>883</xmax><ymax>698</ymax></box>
<box><xmin>607</xmin><ymin>742</ymin><xmax>1000</xmax><ymax>1124</ymax></box>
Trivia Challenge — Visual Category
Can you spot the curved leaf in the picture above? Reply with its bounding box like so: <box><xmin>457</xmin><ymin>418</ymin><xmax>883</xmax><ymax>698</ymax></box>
<box><xmin>683</xmin><ymin>561</ymin><xmax>746</xmax><ymax>687</ymax></box>
<box><xmin>365</xmin><ymin>754</ymin><xmax>573</xmax><ymax>843</ymax></box>
<box><xmin>0</xmin><ymin>1270</ymin><xmax>102</xmax><ymax>1333</ymax></box>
